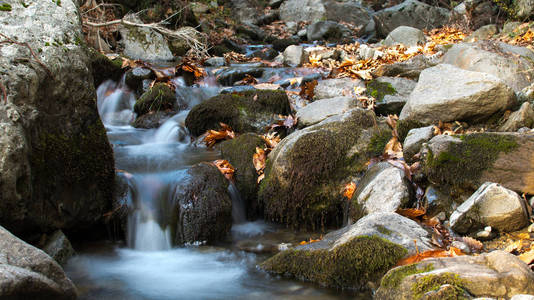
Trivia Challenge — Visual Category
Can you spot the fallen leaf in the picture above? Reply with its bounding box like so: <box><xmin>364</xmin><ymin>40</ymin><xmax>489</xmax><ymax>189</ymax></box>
<box><xmin>519</xmin><ymin>248</ymin><xmax>534</xmax><ymax>265</ymax></box>
<box><xmin>299</xmin><ymin>80</ymin><xmax>317</xmax><ymax>100</ymax></box>
<box><xmin>397</xmin><ymin>208</ymin><xmax>426</xmax><ymax>219</ymax></box>
<box><xmin>201</xmin><ymin>123</ymin><xmax>235</xmax><ymax>148</ymax></box>
<box><xmin>343</xmin><ymin>182</ymin><xmax>357</xmax><ymax>199</ymax></box>
<box><xmin>212</xmin><ymin>159</ymin><xmax>235</xmax><ymax>181</ymax></box>
<box><xmin>461</xmin><ymin>236</ymin><xmax>484</xmax><ymax>252</ymax></box>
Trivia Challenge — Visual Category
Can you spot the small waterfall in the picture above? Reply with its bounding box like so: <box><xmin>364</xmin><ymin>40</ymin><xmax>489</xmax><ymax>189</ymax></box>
<box><xmin>151</xmin><ymin>112</ymin><xmax>189</xmax><ymax>144</ymax></box>
<box><xmin>97</xmin><ymin>78</ymin><xmax>136</xmax><ymax>126</ymax></box>
<box><xmin>228</xmin><ymin>182</ymin><xmax>246</xmax><ymax>224</ymax></box>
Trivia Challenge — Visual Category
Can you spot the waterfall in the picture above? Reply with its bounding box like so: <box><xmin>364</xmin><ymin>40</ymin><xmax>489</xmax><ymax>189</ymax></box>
<box><xmin>228</xmin><ymin>182</ymin><xmax>246</xmax><ymax>224</ymax></box>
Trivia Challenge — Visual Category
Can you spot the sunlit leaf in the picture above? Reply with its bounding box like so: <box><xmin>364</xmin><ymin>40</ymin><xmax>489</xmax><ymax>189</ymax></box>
<box><xmin>343</xmin><ymin>182</ymin><xmax>357</xmax><ymax>199</ymax></box>
<box><xmin>212</xmin><ymin>159</ymin><xmax>235</xmax><ymax>181</ymax></box>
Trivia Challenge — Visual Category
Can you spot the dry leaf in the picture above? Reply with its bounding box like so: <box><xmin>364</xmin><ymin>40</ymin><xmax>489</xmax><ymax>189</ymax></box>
<box><xmin>299</xmin><ymin>80</ymin><xmax>317</xmax><ymax>100</ymax></box>
<box><xmin>212</xmin><ymin>159</ymin><xmax>235</xmax><ymax>181</ymax></box>
<box><xmin>343</xmin><ymin>182</ymin><xmax>357</xmax><ymax>199</ymax></box>
<box><xmin>519</xmin><ymin>248</ymin><xmax>534</xmax><ymax>265</ymax></box>
<box><xmin>397</xmin><ymin>208</ymin><xmax>426</xmax><ymax>219</ymax></box>
<box><xmin>461</xmin><ymin>236</ymin><xmax>484</xmax><ymax>252</ymax></box>
<box><xmin>202</xmin><ymin>123</ymin><xmax>235</xmax><ymax>148</ymax></box>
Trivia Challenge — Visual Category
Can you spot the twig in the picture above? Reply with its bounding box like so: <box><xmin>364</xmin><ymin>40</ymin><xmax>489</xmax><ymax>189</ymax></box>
<box><xmin>0</xmin><ymin>33</ymin><xmax>53</xmax><ymax>78</ymax></box>
<box><xmin>0</xmin><ymin>81</ymin><xmax>6</xmax><ymax>103</ymax></box>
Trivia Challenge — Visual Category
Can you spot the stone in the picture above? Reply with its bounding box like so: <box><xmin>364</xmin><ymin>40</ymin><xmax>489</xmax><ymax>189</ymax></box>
<box><xmin>464</xmin><ymin>24</ymin><xmax>498</xmax><ymax>42</ymax></box>
<box><xmin>442</xmin><ymin>41</ymin><xmax>534</xmax><ymax>92</ymax></box>
<box><xmin>313</xmin><ymin>78</ymin><xmax>365</xmax><ymax>100</ymax></box>
<box><xmin>403</xmin><ymin>126</ymin><xmax>434</xmax><ymax>162</ymax></box>
<box><xmin>124</xmin><ymin>67</ymin><xmax>155</xmax><ymax>92</ymax></box>
<box><xmin>272</xmin><ymin>37</ymin><xmax>300</xmax><ymax>52</ymax></box>
<box><xmin>269</xmin><ymin>0</ymin><xmax>284</xmax><ymax>9</ymax></box>
<box><xmin>499</xmin><ymin>102</ymin><xmax>534</xmax><ymax>132</ymax></box>
<box><xmin>373</xmin><ymin>0</ymin><xmax>450</xmax><ymax>37</ymax></box>
<box><xmin>133</xmin><ymin>83</ymin><xmax>177</xmax><ymax>116</ymax></box>
<box><xmin>306</xmin><ymin>21</ymin><xmax>350</xmax><ymax>41</ymax></box>
<box><xmin>204</xmin><ymin>57</ymin><xmax>226</xmax><ymax>67</ymax></box>
<box><xmin>132</xmin><ymin>111</ymin><xmax>176</xmax><ymax>129</ymax></box>
<box><xmin>236</xmin><ymin>23</ymin><xmax>267</xmax><ymax>42</ymax></box>
<box><xmin>512</xmin><ymin>295</ymin><xmax>534</xmax><ymax>300</ymax></box>
<box><xmin>228</xmin><ymin>0</ymin><xmax>260</xmax><ymax>24</ymax></box>
<box><xmin>249</xmin><ymin>48</ymin><xmax>278</xmax><ymax>60</ymax></box>
<box><xmin>450</xmin><ymin>182</ymin><xmax>529</xmax><ymax>234</ymax></box>
<box><xmin>376</xmin><ymin>251</ymin><xmax>534</xmax><ymax>299</ymax></box>
<box><xmin>296</xmin><ymin>96</ymin><xmax>359</xmax><ymax>128</ymax></box>
<box><xmin>399</xmin><ymin>64</ymin><xmax>516</xmax><ymax>124</ymax></box>
<box><xmin>283</xmin><ymin>45</ymin><xmax>305</xmax><ymax>67</ymax></box>
<box><xmin>372</xmin><ymin>54</ymin><xmax>440</xmax><ymax>79</ymax></box>
<box><xmin>0</xmin><ymin>0</ymin><xmax>114</xmax><ymax>236</ymax></box>
<box><xmin>383</xmin><ymin>26</ymin><xmax>426</xmax><ymax>47</ymax></box>
<box><xmin>0</xmin><ymin>225</ymin><xmax>77</xmax><ymax>299</ymax></box>
<box><xmin>279</xmin><ymin>0</ymin><xmax>326</xmax><ymax>23</ymax></box>
<box><xmin>515</xmin><ymin>0</ymin><xmax>534</xmax><ymax>19</ymax></box>
<box><xmin>42</xmin><ymin>230</ymin><xmax>75</xmax><ymax>267</ymax></box>
<box><xmin>119</xmin><ymin>16</ymin><xmax>173</xmax><ymax>61</ymax></box>
<box><xmin>350</xmin><ymin>162</ymin><xmax>413</xmax><ymax>221</ymax></box>
<box><xmin>323</xmin><ymin>0</ymin><xmax>373</xmax><ymax>28</ymax></box>
<box><xmin>214</xmin><ymin>67</ymin><xmax>264</xmax><ymax>86</ymax></box>
<box><xmin>369</xmin><ymin>76</ymin><xmax>417</xmax><ymax>115</ymax></box>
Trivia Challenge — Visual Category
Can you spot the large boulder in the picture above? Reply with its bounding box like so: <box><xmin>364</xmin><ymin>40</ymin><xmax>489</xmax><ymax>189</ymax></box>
<box><xmin>0</xmin><ymin>225</ymin><xmax>77</xmax><ymax>299</ymax></box>
<box><xmin>279</xmin><ymin>0</ymin><xmax>326</xmax><ymax>23</ymax></box>
<box><xmin>119</xmin><ymin>16</ymin><xmax>174</xmax><ymax>61</ymax></box>
<box><xmin>260</xmin><ymin>212</ymin><xmax>433</xmax><ymax>290</ymax></box>
<box><xmin>373</xmin><ymin>0</ymin><xmax>450</xmax><ymax>37</ymax></box>
<box><xmin>372</xmin><ymin>54</ymin><xmax>440</xmax><ymax>79</ymax></box>
<box><xmin>499</xmin><ymin>102</ymin><xmax>534</xmax><ymax>132</ymax></box>
<box><xmin>0</xmin><ymin>0</ymin><xmax>115</xmax><ymax>236</ymax></box>
<box><xmin>442</xmin><ymin>41</ymin><xmax>534</xmax><ymax>93</ymax></box>
<box><xmin>367</xmin><ymin>76</ymin><xmax>417</xmax><ymax>116</ymax></box>
<box><xmin>133</xmin><ymin>83</ymin><xmax>178</xmax><ymax>116</ymax></box>
<box><xmin>296</xmin><ymin>96</ymin><xmax>359</xmax><ymax>128</ymax></box>
<box><xmin>421</xmin><ymin>132</ymin><xmax>534</xmax><ymax>195</ymax></box>
<box><xmin>170</xmin><ymin>163</ymin><xmax>232</xmax><ymax>245</ymax></box>
<box><xmin>185</xmin><ymin>90</ymin><xmax>291</xmax><ymax>136</ymax></box>
<box><xmin>306</xmin><ymin>21</ymin><xmax>351</xmax><ymax>42</ymax></box>
<box><xmin>399</xmin><ymin>64</ymin><xmax>516</xmax><ymax>124</ymax></box>
<box><xmin>383</xmin><ymin>26</ymin><xmax>426</xmax><ymax>47</ymax></box>
<box><xmin>376</xmin><ymin>251</ymin><xmax>534</xmax><ymax>299</ymax></box>
<box><xmin>258</xmin><ymin>108</ymin><xmax>391</xmax><ymax>229</ymax></box>
<box><xmin>515</xmin><ymin>0</ymin><xmax>534</xmax><ymax>19</ymax></box>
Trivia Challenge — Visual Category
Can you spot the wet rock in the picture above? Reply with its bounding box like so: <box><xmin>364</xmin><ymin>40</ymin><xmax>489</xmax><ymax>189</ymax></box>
<box><xmin>424</xmin><ymin>185</ymin><xmax>455</xmax><ymax>218</ymax></box>
<box><xmin>314</xmin><ymin>78</ymin><xmax>364</xmax><ymax>100</ymax></box>
<box><xmin>296</xmin><ymin>96</ymin><xmax>359</xmax><ymax>128</ymax></box>
<box><xmin>0</xmin><ymin>0</ymin><xmax>115</xmax><ymax>236</ymax></box>
<box><xmin>369</xmin><ymin>76</ymin><xmax>417</xmax><ymax>116</ymax></box>
<box><xmin>87</xmin><ymin>49</ymin><xmax>124</xmax><ymax>87</ymax></box>
<box><xmin>221</xmin><ymin>134</ymin><xmax>266</xmax><ymax>219</ymax></box>
<box><xmin>210</xmin><ymin>38</ymin><xmax>246</xmax><ymax>56</ymax></box>
<box><xmin>0</xmin><ymin>226</ymin><xmax>77</xmax><ymax>299</ymax></box>
<box><xmin>256</xmin><ymin>11</ymin><xmax>280</xmax><ymax>26</ymax></box>
<box><xmin>373</xmin><ymin>0</ymin><xmax>450</xmax><ymax>37</ymax></box>
<box><xmin>171</xmin><ymin>163</ymin><xmax>232</xmax><ymax>244</ymax></box>
<box><xmin>214</xmin><ymin>67</ymin><xmax>264</xmax><ymax>86</ymax></box>
<box><xmin>403</xmin><ymin>126</ymin><xmax>434</xmax><ymax>163</ymax></box>
<box><xmin>279</xmin><ymin>0</ymin><xmax>326</xmax><ymax>23</ymax></box>
<box><xmin>119</xmin><ymin>16</ymin><xmax>173</xmax><ymax>61</ymax></box>
<box><xmin>133</xmin><ymin>83</ymin><xmax>177</xmax><ymax>116</ymax></box>
<box><xmin>236</xmin><ymin>23</ymin><xmax>267</xmax><ymax>42</ymax></box>
<box><xmin>259</xmin><ymin>108</ymin><xmax>391</xmax><ymax>229</ymax></box>
<box><xmin>124</xmin><ymin>67</ymin><xmax>155</xmax><ymax>92</ymax></box>
<box><xmin>272</xmin><ymin>37</ymin><xmax>300</xmax><ymax>52</ymax></box>
<box><xmin>132</xmin><ymin>111</ymin><xmax>176</xmax><ymax>129</ymax></box>
<box><xmin>450</xmin><ymin>182</ymin><xmax>529</xmax><ymax>234</ymax></box>
<box><xmin>283</xmin><ymin>45</ymin><xmax>305</xmax><ymax>67</ymax></box>
<box><xmin>399</xmin><ymin>64</ymin><xmax>516</xmax><ymax>124</ymax></box>
<box><xmin>464</xmin><ymin>24</ymin><xmax>498</xmax><ymax>42</ymax></box>
<box><xmin>185</xmin><ymin>90</ymin><xmax>291</xmax><ymax>136</ymax></box>
<box><xmin>204</xmin><ymin>56</ymin><xmax>226</xmax><ymax>67</ymax></box>
<box><xmin>307</xmin><ymin>21</ymin><xmax>351</xmax><ymax>42</ymax></box>
<box><xmin>442</xmin><ymin>41</ymin><xmax>534</xmax><ymax>92</ymax></box>
<box><xmin>350</xmin><ymin>163</ymin><xmax>413</xmax><ymax>221</ymax></box>
<box><xmin>498</xmin><ymin>102</ymin><xmax>534</xmax><ymax>132</ymax></box>
<box><xmin>383</xmin><ymin>26</ymin><xmax>426</xmax><ymax>47</ymax></box>
<box><xmin>268</xmin><ymin>0</ymin><xmax>284</xmax><ymax>9</ymax></box>
<box><xmin>372</xmin><ymin>54</ymin><xmax>439</xmax><ymax>79</ymax></box>
<box><xmin>261</xmin><ymin>212</ymin><xmax>433</xmax><ymax>289</ymax></box>
<box><xmin>249</xmin><ymin>48</ymin><xmax>279</xmax><ymax>60</ymax></box>
<box><xmin>376</xmin><ymin>251</ymin><xmax>534</xmax><ymax>299</ymax></box>
<box><xmin>421</xmin><ymin>132</ymin><xmax>534</xmax><ymax>195</ymax></box>
<box><xmin>42</xmin><ymin>230</ymin><xmax>75</xmax><ymax>267</ymax></box>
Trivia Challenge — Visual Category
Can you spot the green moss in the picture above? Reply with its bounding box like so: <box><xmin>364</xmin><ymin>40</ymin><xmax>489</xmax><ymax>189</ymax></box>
<box><xmin>261</xmin><ymin>236</ymin><xmax>407</xmax><ymax>289</ymax></box>
<box><xmin>376</xmin><ymin>224</ymin><xmax>393</xmax><ymax>236</ymax></box>
<box><xmin>367</xmin><ymin>80</ymin><xmax>397</xmax><ymax>102</ymax></box>
<box><xmin>134</xmin><ymin>83</ymin><xmax>176</xmax><ymax>116</ymax></box>
<box><xmin>396</xmin><ymin>119</ymin><xmax>425</xmax><ymax>142</ymax></box>
<box><xmin>367</xmin><ymin>129</ymin><xmax>392</xmax><ymax>157</ymax></box>
<box><xmin>87</xmin><ymin>48</ymin><xmax>124</xmax><ymax>87</ymax></box>
<box><xmin>425</xmin><ymin>133</ymin><xmax>519</xmax><ymax>189</ymax></box>
<box><xmin>381</xmin><ymin>263</ymin><xmax>434</xmax><ymax>289</ymax></box>
<box><xmin>0</xmin><ymin>3</ymin><xmax>11</xmax><ymax>10</ymax></box>
<box><xmin>411</xmin><ymin>273</ymin><xmax>467</xmax><ymax>299</ymax></box>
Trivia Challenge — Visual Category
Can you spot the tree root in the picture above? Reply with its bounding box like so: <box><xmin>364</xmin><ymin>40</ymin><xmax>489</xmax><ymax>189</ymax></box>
<box><xmin>0</xmin><ymin>33</ymin><xmax>54</xmax><ymax>79</ymax></box>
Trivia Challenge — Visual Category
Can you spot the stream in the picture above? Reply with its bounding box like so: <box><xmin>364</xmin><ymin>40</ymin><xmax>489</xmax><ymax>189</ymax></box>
<box><xmin>64</xmin><ymin>55</ymin><xmax>363</xmax><ymax>300</ymax></box>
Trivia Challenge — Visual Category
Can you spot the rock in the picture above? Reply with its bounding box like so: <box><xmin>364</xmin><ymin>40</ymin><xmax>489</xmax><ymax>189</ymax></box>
<box><xmin>42</xmin><ymin>230</ymin><xmax>75</xmax><ymax>267</ymax></box>
<box><xmin>260</xmin><ymin>212</ymin><xmax>433</xmax><ymax>290</ymax></box>
<box><xmin>450</xmin><ymin>182</ymin><xmax>529</xmax><ymax>234</ymax></box>
<box><xmin>424</xmin><ymin>185</ymin><xmax>455</xmax><ymax>218</ymax></box>
<box><xmin>313</xmin><ymin>78</ymin><xmax>365</xmax><ymax>100</ymax></box>
<box><xmin>0</xmin><ymin>0</ymin><xmax>114</xmax><ymax>236</ymax></box>
<box><xmin>209</xmin><ymin>38</ymin><xmax>246</xmax><ymax>56</ymax></box>
<box><xmin>213</xmin><ymin>67</ymin><xmax>264</xmax><ymax>86</ymax></box>
<box><xmin>133</xmin><ymin>83</ymin><xmax>177</xmax><ymax>116</ymax></box>
<box><xmin>220</xmin><ymin>134</ymin><xmax>266</xmax><ymax>219</ymax></box>
<box><xmin>279</xmin><ymin>0</ymin><xmax>326</xmax><ymax>23</ymax></box>
<box><xmin>296</xmin><ymin>97</ymin><xmax>359</xmax><ymax>128</ymax></box>
<box><xmin>373</xmin><ymin>0</ymin><xmax>450</xmax><ymax>37</ymax></box>
<box><xmin>350</xmin><ymin>163</ymin><xmax>413</xmax><ymax>221</ymax></box>
<box><xmin>358</xmin><ymin>44</ymin><xmax>379</xmax><ymax>60</ymax></box>
<box><xmin>119</xmin><ymin>16</ymin><xmax>173</xmax><ymax>61</ymax></box>
<box><xmin>383</xmin><ymin>26</ymin><xmax>426</xmax><ymax>47</ymax></box>
<box><xmin>499</xmin><ymin>102</ymin><xmax>534</xmax><ymax>132</ymax></box>
<box><xmin>399</xmin><ymin>64</ymin><xmax>516</xmax><ymax>124</ymax></box>
<box><xmin>249</xmin><ymin>48</ymin><xmax>278</xmax><ymax>60</ymax></box>
<box><xmin>283</xmin><ymin>45</ymin><xmax>305</xmax><ymax>67</ymax></box>
<box><xmin>204</xmin><ymin>56</ymin><xmax>226</xmax><ymax>67</ymax></box>
<box><xmin>442</xmin><ymin>41</ymin><xmax>534</xmax><ymax>92</ymax></box>
<box><xmin>464</xmin><ymin>24</ymin><xmax>498</xmax><ymax>42</ymax></box>
<box><xmin>269</xmin><ymin>0</ymin><xmax>285</xmax><ymax>9</ymax></box>
<box><xmin>259</xmin><ymin>108</ymin><xmax>391</xmax><ymax>229</ymax></box>
<box><xmin>512</xmin><ymin>295</ymin><xmax>534</xmax><ymax>300</ymax></box>
<box><xmin>272</xmin><ymin>37</ymin><xmax>300</xmax><ymax>52</ymax></box>
<box><xmin>403</xmin><ymin>126</ymin><xmax>434</xmax><ymax>163</ymax></box>
<box><xmin>87</xmin><ymin>49</ymin><xmax>124</xmax><ymax>87</ymax></box>
<box><xmin>132</xmin><ymin>111</ymin><xmax>176</xmax><ymax>129</ymax></box>
<box><xmin>376</xmin><ymin>251</ymin><xmax>534</xmax><ymax>299</ymax></box>
<box><xmin>421</xmin><ymin>132</ymin><xmax>534</xmax><ymax>195</ymax></box>
<box><xmin>372</xmin><ymin>54</ymin><xmax>440</xmax><ymax>79</ymax></box>
<box><xmin>306</xmin><ymin>21</ymin><xmax>351</xmax><ymax>41</ymax></box>
<box><xmin>124</xmin><ymin>67</ymin><xmax>155</xmax><ymax>92</ymax></box>
<box><xmin>323</xmin><ymin>0</ymin><xmax>373</xmax><ymax>28</ymax></box>
<box><xmin>256</xmin><ymin>11</ymin><xmax>280</xmax><ymax>26</ymax></box>
<box><xmin>185</xmin><ymin>90</ymin><xmax>291</xmax><ymax>136</ymax></box>
<box><xmin>515</xmin><ymin>0</ymin><xmax>534</xmax><ymax>19</ymax></box>
<box><xmin>0</xmin><ymin>225</ymin><xmax>77</xmax><ymax>299</ymax></box>
<box><xmin>368</xmin><ymin>76</ymin><xmax>417</xmax><ymax>115</ymax></box>
<box><xmin>228</xmin><ymin>0</ymin><xmax>261</xmax><ymax>24</ymax></box>
<box><xmin>236</xmin><ymin>23</ymin><xmax>267</xmax><ymax>42</ymax></box>
<box><xmin>171</xmin><ymin>163</ymin><xmax>232</xmax><ymax>244</ymax></box>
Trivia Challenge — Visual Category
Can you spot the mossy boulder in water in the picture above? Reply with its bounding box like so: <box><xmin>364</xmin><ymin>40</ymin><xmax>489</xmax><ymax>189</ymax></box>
<box><xmin>134</xmin><ymin>83</ymin><xmax>177</xmax><ymax>116</ymax></box>
<box><xmin>258</xmin><ymin>108</ymin><xmax>390</xmax><ymax>230</ymax></box>
<box><xmin>220</xmin><ymin>134</ymin><xmax>266</xmax><ymax>219</ymax></box>
<box><xmin>185</xmin><ymin>90</ymin><xmax>291</xmax><ymax>136</ymax></box>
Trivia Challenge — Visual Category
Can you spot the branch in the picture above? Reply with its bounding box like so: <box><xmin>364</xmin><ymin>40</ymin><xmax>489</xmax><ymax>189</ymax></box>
<box><xmin>0</xmin><ymin>33</ymin><xmax>54</xmax><ymax>78</ymax></box>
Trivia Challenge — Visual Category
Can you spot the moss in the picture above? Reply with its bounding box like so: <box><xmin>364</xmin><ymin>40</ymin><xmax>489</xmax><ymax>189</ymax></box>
<box><xmin>376</xmin><ymin>224</ymin><xmax>393</xmax><ymax>236</ymax></box>
<box><xmin>134</xmin><ymin>83</ymin><xmax>176</xmax><ymax>116</ymax></box>
<box><xmin>0</xmin><ymin>3</ymin><xmax>11</xmax><ymax>11</ymax></box>
<box><xmin>425</xmin><ymin>133</ymin><xmax>519</xmax><ymax>189</ymax></box>
<box><xmin>367</xmin><ymin>129</ymin><xmax>392</xmax><ymax>157</ymax></box>
<box><xmin>411</xmin><ymin>273</ymin><xmax>467</xmax><ymax>299</ymax></box>
<box><xmin>261</xmin><ymin>236</ymin><xmax>407</xmax><ymax>289</ymax></box>
<box><xmin>87</xmin><ymin>48</ymin><xmax>124</xmax><ymax>87</ymax></box>
<box><xmin>381</xmin><ymin>263</ymin><xmax>434</xmax><ymax>289</ymax></box>
<box><xmin>367</xmin><ymin>80</ymin><xmax>397</xmax><ymax>102</ymax></box>
<box><xmin>396</xmin><ymin>119</ymin><xmax>425</xmax><ymax>142</ymax></box>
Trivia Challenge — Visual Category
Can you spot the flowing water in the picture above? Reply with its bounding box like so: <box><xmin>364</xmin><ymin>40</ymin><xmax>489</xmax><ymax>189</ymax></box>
<box><xmin>65</xmin><ymin>61</ymin><xmax>361</xmax><ymax>300</ymax></box>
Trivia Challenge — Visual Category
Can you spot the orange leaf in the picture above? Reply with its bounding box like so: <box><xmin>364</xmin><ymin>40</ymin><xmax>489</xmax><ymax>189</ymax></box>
<box><xmin>397</xmin><ymin>208</ymin><xmax>426</xmax><ymax>219</ymax></box>
<box><xmin>212</xmin><ymin>159</ymin><xmax>235</xmax><ymax>181</ymax></box>
<box><xmin>202</xmin><ymin>123</ymin><xmax>235</xmax><ymax>148</ymax></box>
<box><xmin>519</xmin><ymin>248</ymin><xmax>534</xmax><ymax>265</ymax></box>
<box><xmin>343</xmin><ymin>182</ymin><xmax>357</xmax><ymax>199</ymax></box>
<box><xmin>396</xmin><ymin>247</ymin><xmax>465</xmax><ymax>266</ymax></box>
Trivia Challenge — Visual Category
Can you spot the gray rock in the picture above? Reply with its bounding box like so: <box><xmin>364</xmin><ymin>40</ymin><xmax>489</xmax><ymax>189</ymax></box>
<box><xmin>403</xmin><ymin>126</ymin><xmax>434</xmax><ymax>162</ymax></box>
<box><xmin>306</xmin><ymin>21</ymin><xmax>350</xmax><ymax>41</ymax></box>
<box><xmin>0</xmin><ymin>226</ymin><xmax>77</xmax><ymax>299</ymax></box>
<box><xmin>358</xmin><ymin>44</ymin><xmax>378</xmax><ymax>60</ymax></box>
<box><xmin>383</xmin><ymin>26</ymin><xmax>426</xmax><ymax>47</ymax></box>
<box><xmin>229</xmin><ymin>0</ymin><xmax>261</xmax><ymax>24</ymax></box>
<box><xmin>42</xmin><ymin>230</ymin><xmax>75</xmax><ymax>267</ymax></box>
<box><xmin>372</xmin><ymin>76</ymin><xmax>417</xmax><ymax>115</ymax></box>
<box><xmin>376</xmin><ymin>251</ymin><xmax>534</xmax><ymax>299</ymax></box>
<box><xmin>283</xmin><ymin>45</ymin><xmax>305</xmax><ymax>67</ymax></box>
<box><xmin>323</xmin><ymin>0</ymin><xmax>373</xmax><ymax>31</ymax></box>
<box><xmin>269</xmin><ymin>0</ymin><xmax>285</xmax><ymax>9</ymax></box>
<box><xmin>119</xmin><ymin>16</ymin><xmax>173</xmax><ymax>61</ymax></box>
<box><xmin>373</xmin><ymin>0</ymin><xmax>451</xmax><ymax>37</ymax></box>
<box><xmin>124</xmin><ymin>67</ymin><xmax>155</xmax><ymax>92</ymax></box>
<box><xmin>502</xmin><ymin>22</ymin><xmax>523</xmax><ymax>36</ymax></box>
<box><xmin>442</xmin><ymin>41</ymin><xmax>534</xmax><ymax>92</ymax></box>
<box><xmin>399</xmin><ymin>64</ymin><xmax>516</xmax><ymax>124</ymax></box>
<box><xmin>214</xmin><ymin>67</ymin><xmax>264</xmax><ymax>86</ymax></box>
<box><xmin>450</xmin><ymin>182</ymin><xmax>529</xmax><ymax>234</ymax></box>
<box><xmin>464</xmin><ymin>24</ymin><xmax>498</xmax><ymax>42</ymax></box>
<box><xmin>372</xmin><ymin>54</ymin><xmax>440</xmax><ymax>79</ymax></box>
<box><xmin>204</xmin><ymin>56</ymin><xmax>226</xmax><ymax>67</ymax></box>
<box><xmin>499</xmin><ymin>102</ymin><xmax>534</xmax><ymax>132</ymax></box>
<box><xmin>279</xmin><ymin>0</ymin><xmax>326</xmax><ymax>23</ymax></box>
<box><xmin>515</xmin><ymin>0</ymin><xmax>534</xmax><ymax>19</ymax></box>
<box><xmin>314</xmin><ymin>78</ymin><xmax>365</xmax><ymax>100</ymax></box>
<box><xmin>296</xmin><ymin>96</ymin><xmax>358</xmax><ymax>127</ymax></box>
<box><xmin>512</xmin><ymin>295</ymin><xmax>534</xmax><ymax>300</ymax></box>
<box><xmin>0</xmin><ymin>0</ymin><xmax>114</xmax><ymax>236</ymax></box>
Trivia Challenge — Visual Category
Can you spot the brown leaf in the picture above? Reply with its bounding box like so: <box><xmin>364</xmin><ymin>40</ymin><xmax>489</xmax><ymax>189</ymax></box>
<box><xmin>343</xmin><ymin>182</ymin><xmax>357</xmax><ymax>199</ymax></box>
<box><xmin>397</xmin><ymin>208</ymin><xmax>426</xmax><ymax>219</ymax></box>
<box><xmin>519</xmin><ymin>248</ymin><xmax>534</xmax><ymax>265</ymax></box>
<box><xmin>202</xmin><ymin>123</ymin><xmax>235</xmax><ymax>148</ymax></box>
<box><xmin>299</xmin><ymin>80</ymin><xmax>317</xmax><ymax>100</ymax></box>
<box><xmin>461</xmin><ymin>236</ymin><xmax>484</xmax><ymax>252</ymax></box>
<box><xmin>212</xmin><ymin>159</ymin><xmax>235</xmax><ymax>181</ymax></box>
<box><xmin>235</xmin><ymin>74</ymin><xmax>258</xmax><ymax>85</ymax></box>
<box><xmin>252</xmin><ymin>147</ymin><xmax>266</xmax><ymax>173</ymax></box>
<box><xmin>396</xmin><ymin>246</ymin><xmax>465</xmax><ymax>266</ymax></box>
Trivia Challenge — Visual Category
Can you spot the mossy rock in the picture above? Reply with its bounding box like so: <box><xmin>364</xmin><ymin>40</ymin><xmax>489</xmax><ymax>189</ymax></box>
<box><xmin>261</xmin><ymin>235</ymin><xmax>407</xmax><ymax>290</ymax></box>
<box><xmin>220</xmin><ymin>134</ymin><xmax>266</xmax><ymax>219</ymax></box>
<box><xmin>258</xmin><ymin>109</ymin><xmax>389</xmax><ymax>230</ymax></box>
<box><xmin>272</xmin><ymin>38</ymin><xmax>300</xmax><ymax>52</ymax></box>
<box><xmin>133</xmin><ymin>83</ymin><xmax>176</xmax><ymax>116</ymax></box>
<box><xmin>87</xmin><ymin>48</ymin><xmax>124</xmax><ymax>87</ymax></box>
<box><xmin>396</xmin><ymin>119</ymin><xmax>425</xmax><ymax>142</ymax></box>
<box><xmin>367</xmin><ymin>79</ymin><xmax>397</xmax><ymax>102</ymax></box>
<box><xmin>185</xmin><ymin>90</ymin><xmax>291</xmax><ymax>136</ymax></box>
